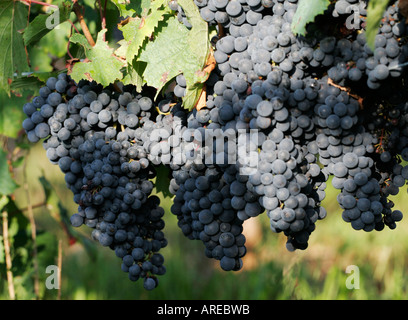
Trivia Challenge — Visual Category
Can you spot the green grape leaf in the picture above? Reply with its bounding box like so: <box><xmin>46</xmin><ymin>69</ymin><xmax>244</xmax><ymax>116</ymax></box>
<box><xmin>177</xmin><ymin>0</ymin><xmax>210</xmax><ymax>110</ymax></box>
<box><xmin>366</xmin><ymin>0</ymin><xmax>390</xmax><ymax>50</ymax></box>
<box><xmin>0</xmin><ymin>0</ymin><xmax>30</xmax><ymax>95</ymax></box>
<box><xmin>10</xmin><ymin>76</ymin><xmax>42</xmax><ymax>95</ymax></box>
<box><xmin>23</xmin><ymin>1</ymin><xmax>73</xmax><ymax>47</ymax></box>
<box><xmin>291</xmin><ymin>0</ymin><xmax>330</xmax><ymax>35</ymax></box>
<box><xmin>0</xmin><ymin>149</ymin><xmax>18</xmax><ymax>196</ymax></box>
<box><xmin>138</xmin><ymin>16</ymin><xmax>197</xmax><ymax>97</ymax></box>
<box><xmin>122</xmin><ymin>60</ymin><xmax>147</xmax><ymax>92</ymax></box>
<box><xmin>114</xmin><ymin>38</ymin><xmax>129</xmax><ymax>58</ymax></box>
<box><xmin>69</xmin><ymin>29</ymin><xmax>124</xmax><ymax>86</ymax></box>
<box><xmin>109</xmin><ymin>0</ymin><xmax>151</xmax><ymax>18</ymax></box>
<box><xmin>178</xmin><ymin>0</ymin><xmax>209</xmax><ymax>73</ymax></box>
<box><xmin>138</xmin><ymin>0</ymin><xmax>210</xmax><ymax>110</ymax></box>
<box><xmin>69</xmin><ymin>32</ymin><xmax>93</xmax><ymax>50</ymax></box>
<box><xmin>119</xmin><ymin>0</ymin><xmax>171</xmax><ymax>63</ymax></box>
<box><xmin>11</xmin><ymin>70</ymin><xmax>66</xmax><ymax>100</ymax></box>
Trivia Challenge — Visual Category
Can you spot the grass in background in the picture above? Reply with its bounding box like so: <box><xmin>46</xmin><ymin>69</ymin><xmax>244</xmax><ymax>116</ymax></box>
<box><xmin>5</xmin><ymin>143</ymin><xmax>408</xmax><ymax>300</ymax></box>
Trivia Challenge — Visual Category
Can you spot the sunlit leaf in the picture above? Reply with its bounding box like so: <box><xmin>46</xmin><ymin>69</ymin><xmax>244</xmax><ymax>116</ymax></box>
<box><xmin>291</xmin><ymin>0</ymin><xmax>330</xmax><ymax>35</ymax></box>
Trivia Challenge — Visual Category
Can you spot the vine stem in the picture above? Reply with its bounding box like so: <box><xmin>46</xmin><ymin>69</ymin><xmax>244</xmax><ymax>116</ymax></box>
<box><xmin>327</xmin><ymin>78</ymin><xmax>364</xmax><ymax>109</ymax></box>
<box><xmin>113</xmin><ymin>82</ymin><xmax>123</xmax><ymax>93</ymax></box>
<box><xmin>73</xmin><ymin>2</ymin><xmax>96</xmax><ymax>47</ymax></box>
<box><xmin>1</xmin><ymin>138</ymin><xmax>15</xmax><ymax>300</ymax></box>
<box><xmin>103</xmin><ymin>0</ymin><xmax>108</xmax><ymax>25</ymax></box>
<box><xmin>68</xmin><ymin>19</ymin><xmax>81</xmax><ymax>34</ymax></box>
<box><xmin>23</xmin><ymin>156</ymin><xmax>40</xmax><ymax>299</ymax></box>
<box><xmin>96</xmin><ymin>0</ymin><xmax>106</xmax><ymax>40</ymax></box>
<box><xmin>2</xmin><ymin>210</ymin><xmax>15</xmax><ymax>300</ymax></box>
<box><xmin>19</xmin><ymin>0</ymin><xmax>58</xmax><ymax>8</ymax></box>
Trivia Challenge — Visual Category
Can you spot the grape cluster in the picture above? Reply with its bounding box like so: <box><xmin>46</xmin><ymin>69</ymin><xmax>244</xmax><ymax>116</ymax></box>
<box><xmin>171</xmin><ymin>163</ymin><xmax>248</xmax><ymax>271</ymax></box>
<box><xmin>22</xmin><ymin>75</ymin><xmax>167</xmax><ymax>290</ymax></box>
<box><xmin>180</xmin><ymin>0</ymin><xmax>408</xmax><ymax>250</ymax></box>
<box><xmin>22</xmin><ymin>0</ymin><xmax>408</xmax><ymax>289</ymax></box>
<box><xmin>328</xmin><ymin>1</ymin><xmax>408</xmax><ymax>89</ymax></box>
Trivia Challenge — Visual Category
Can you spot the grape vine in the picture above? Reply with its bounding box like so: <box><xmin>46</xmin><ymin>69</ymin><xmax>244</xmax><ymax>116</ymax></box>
<box><xmin>5</xmin><ymin>0</ymin><xmax>408</xmax><ymax>291</ymax></box>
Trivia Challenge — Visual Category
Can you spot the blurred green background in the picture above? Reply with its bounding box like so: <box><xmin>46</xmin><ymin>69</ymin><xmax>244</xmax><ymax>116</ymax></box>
<box><xmin>2</xmin><ymin>141</ymin><xmax>408</xmax><ymax>300</ymax></box>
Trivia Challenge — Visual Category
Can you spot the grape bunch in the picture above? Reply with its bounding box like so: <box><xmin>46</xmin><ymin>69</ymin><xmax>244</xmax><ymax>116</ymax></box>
<box><xmin>22</xmin><ymin>75</ymin><xmax>167</xmax><ymax>290</ymax></box>
<box><xmin>21</xmin><ymin>0</ymin><xmax>408</xmax><ymax>289</ymax></box>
